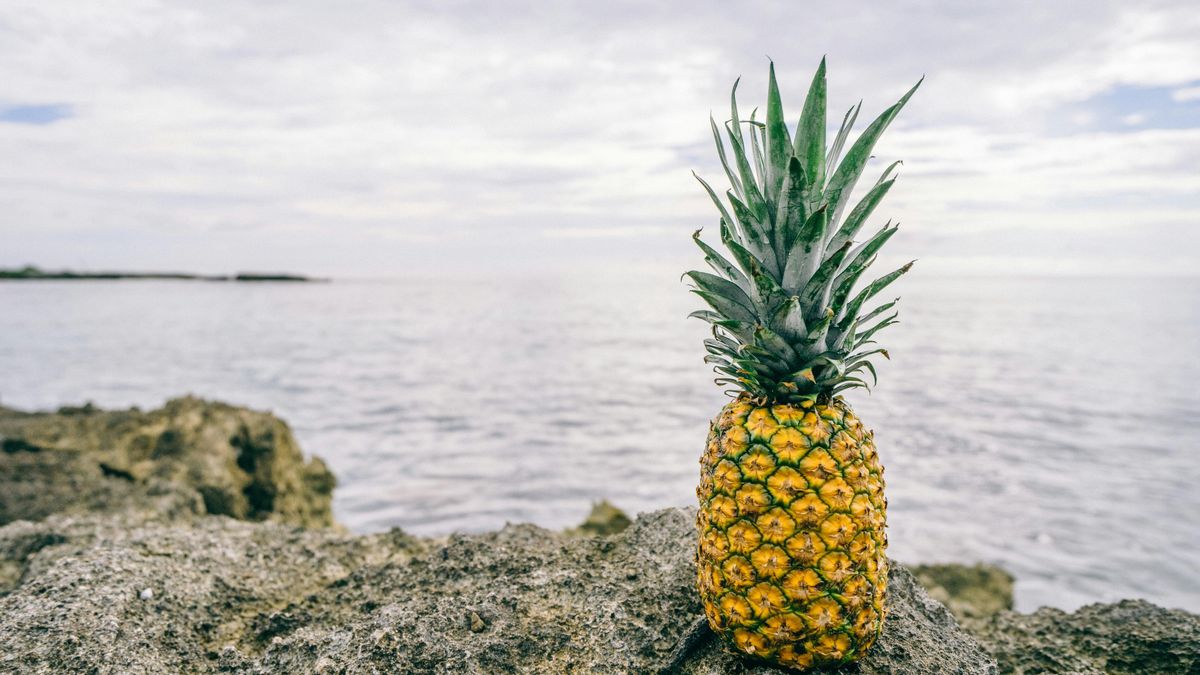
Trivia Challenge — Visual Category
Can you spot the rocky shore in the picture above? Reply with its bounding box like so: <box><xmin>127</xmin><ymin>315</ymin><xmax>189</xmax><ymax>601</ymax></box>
<box><xmin>1</xmin><ymin>399</ymin><xmax>1196</xmax><ymax>673</ymax></box>
<box><xmin>0</xmin><ymin>265</ymin><xmax>318</xmax><ymax>282</ymax></box>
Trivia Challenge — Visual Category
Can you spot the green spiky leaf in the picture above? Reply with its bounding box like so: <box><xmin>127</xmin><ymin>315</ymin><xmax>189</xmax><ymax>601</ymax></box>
<box><xmin>827</xmin><ymin>179</ymin><xmax>896</xmax><ymax>253</ymax></box>
<box><xmin>826</xmin><ymin>100</ymin><xmax>861</xmax><ymax>176</ymax></box>
<box><xmin>775</xmin><ymin>157</ymin><xmax>810</xmax><ymax>258</ymax></box>
<box><xmin>765</xmin><ymin>62</ymin><xmax>793</xmax><ymax>207</ymax></box>
<box><xmin>800</xmin><ymin>241</ymin><xmax>852</xmax><ymax>323</ymax></box>
<box><xmin>794</xmin><ymin>57</ymin><xmax>827</xmax><ymax>195</ymax></box>
<box><xmin>781</xmin><ymin>205</ymin><xmax>828</xmax><ymax>290</ymax></box>
<box><xmin>824</xmin><ymin>78</ymin><xmax>922</xmax><ymax>230</ymax></box>
<box><xmin>769</xmin><ymin>295</ymin><xmax>808</xmax><ymax>343</ymax></box>
<box><xmin>687</xmin><ymin>61</ymin><xmax>919</xmax><ymax>401</ymax></box>
<box><xmin>692</xmin><ymin>230</ymin><xmax>749</xmax><ymax>287</ymax></box>
<box><xmin>837</xmin><ymin>262</ymin><xmax>914</xmax><ymax>330</ymax></box>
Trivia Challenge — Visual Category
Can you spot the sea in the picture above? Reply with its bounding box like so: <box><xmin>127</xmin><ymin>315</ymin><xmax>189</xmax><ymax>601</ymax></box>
<box><xmin>2</xmin><ymin>273</ymin><xmax>1198</xmax><ymax>613</ymax></box>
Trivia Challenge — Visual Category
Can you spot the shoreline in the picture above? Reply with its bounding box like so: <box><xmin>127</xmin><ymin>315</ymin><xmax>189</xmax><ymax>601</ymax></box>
<box><xmin>0</xmin><ymin>266</ymin><xmax>323</xmax><ymax>282</ymax></box>
<box><xmin>0</xmin><ymin>398</ymin><xmax>1195</xmax><ymax>673</ymax></box>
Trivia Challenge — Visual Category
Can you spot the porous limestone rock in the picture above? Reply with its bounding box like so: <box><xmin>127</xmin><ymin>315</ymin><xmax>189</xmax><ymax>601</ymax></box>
<box><xmin>0</xmin><ymin>397</ymin><xmax>334</xmax><ymax>528</ymax></box>
<box><xmin>969</xmin><ymin>600</ymin><xmax>1200</xmax><ymax>675</ymax></box>
<box><xmin>6</xmin><ymin>399</ymin><xmax>1190</xmax><ymax>673</ymax></box>
<box><xmin>0</xmin><ymin>507</ymin><xmax>997</xmax><ymax>674</ymax></box>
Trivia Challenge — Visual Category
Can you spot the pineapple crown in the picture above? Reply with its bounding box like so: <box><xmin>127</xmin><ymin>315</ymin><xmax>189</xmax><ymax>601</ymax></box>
<box><xmin>687</xmin><ymin>58</ymin><xmax>921</xmax><ymax>403</ymax></box>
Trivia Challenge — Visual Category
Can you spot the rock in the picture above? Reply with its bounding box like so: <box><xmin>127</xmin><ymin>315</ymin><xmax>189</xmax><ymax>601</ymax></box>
<box><xmin>0</xmin><ymin>506</ymin><xmax>997</xmax><ymax>673</ymax></box>
<box><xmin>909</xmin><ymin>563</ymin><xmax>1200</xmax><ymax>673</ymax></box>
<box><xmin>911</xmin><ymin>563</ymin><xmax>1014</xmax><ymax>622</ymax></box>
<box><xmin>5</xmin><ymin>398</ymin><xmax>1189</xmax><ymax>673</ymax></box>
<box><xmin>564</xmin><ymin>499</ymin><xmax>632</xmax><ymax>536</ymax></box>
<box><xmin>0</xmin><ymin>397</ymin><xmax>335</xmax><ymax>528</ymax></box>
<box><xmin>968</xmin><ymin>600</ymin><xmax>1200</xmax><ymax>674</ymax></box>
<box><xmin>0</xmin><ymin>509</ymin><xmax>421</xmax><ymax>673</ymax></box>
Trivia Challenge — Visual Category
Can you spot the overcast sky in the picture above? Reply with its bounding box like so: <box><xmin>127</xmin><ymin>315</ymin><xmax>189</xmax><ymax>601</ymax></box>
<box><xmin>2</xmin><ymin>0</ymin><xmax>1198</xmax><ymax>276</ymax></box>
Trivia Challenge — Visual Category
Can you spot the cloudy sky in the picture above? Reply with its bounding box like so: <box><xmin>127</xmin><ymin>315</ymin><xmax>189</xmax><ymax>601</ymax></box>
<box><xmin>2</xmin><ymin>0</ymin><xmax>1198</xmax><ymax>276</ymax></box>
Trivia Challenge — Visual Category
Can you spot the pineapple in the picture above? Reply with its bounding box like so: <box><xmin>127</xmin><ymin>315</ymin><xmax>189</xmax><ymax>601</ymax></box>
<box><xmin>689</xmin><ymin>59</ymin><xmax>920</xmax><ymax>670</ymax></box>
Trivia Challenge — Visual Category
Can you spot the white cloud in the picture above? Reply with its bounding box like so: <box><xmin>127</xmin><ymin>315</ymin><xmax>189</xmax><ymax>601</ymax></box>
<box><xmin>0</xmin><ymin>0</ymin><xmax>1198</xmax><ymax>275</ymax></box>
<box><xmin>1172</xmin><ymin>86</ymin><xmax>1200</xmax><ymax>102</ymax></box>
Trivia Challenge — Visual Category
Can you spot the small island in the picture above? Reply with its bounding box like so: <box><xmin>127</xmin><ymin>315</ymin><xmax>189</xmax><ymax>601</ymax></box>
<box><xmin>0</xmin><ymin>265</ymin><xmax>322</xmax><ymax>282</ymax></box>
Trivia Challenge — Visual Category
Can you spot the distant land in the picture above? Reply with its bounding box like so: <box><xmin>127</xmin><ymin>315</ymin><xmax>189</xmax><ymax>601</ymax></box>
<box><xmin>0</xmin><ymin>266</ymin><xmax>324</xmax><ymax>282</ymax></box>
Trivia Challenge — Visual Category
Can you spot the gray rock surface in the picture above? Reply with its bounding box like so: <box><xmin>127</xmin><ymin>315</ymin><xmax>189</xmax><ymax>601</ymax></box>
<box><xmin>909</xmin><ymin>562</ymin><xmax>1200</xmax><ymax>673</ymax></box>
<box><xmin>0</xmin><ymin>397</ymin><xmax>335</xmax><ymax>528</ymax></box>
<box><xmin>5</xmin><ymin>398</ymin><xmax>1193</xmax><ymax>673</ymax></box>
<box><xmin>0</xmin><ymin>505</ymin><xmax>996</xmax><ymax>674</ymax></box>
<box><xmin>968</xmin><ymin>600</ymin><xmax>1200</xmax><ymax>675</ymax></box>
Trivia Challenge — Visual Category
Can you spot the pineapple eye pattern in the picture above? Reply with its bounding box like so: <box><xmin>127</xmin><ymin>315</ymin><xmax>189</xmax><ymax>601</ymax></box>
<box><xmin>697</xmin><ymin>399</ymin><xmax>887</xmax><ymax>667</ymax></box>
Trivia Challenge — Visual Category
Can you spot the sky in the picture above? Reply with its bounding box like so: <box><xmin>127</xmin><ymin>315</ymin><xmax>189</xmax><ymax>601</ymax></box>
<box><xmin>1</xmin><ymin>0</ymin><xmax>1199</xmax><ymax>277</ymax></box>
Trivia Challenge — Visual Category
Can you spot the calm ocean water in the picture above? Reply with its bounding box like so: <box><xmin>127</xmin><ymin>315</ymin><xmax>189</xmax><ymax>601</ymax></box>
<box><xmin>1</xmin><ymin>274</ymin><xmax>1197</xmax><ymax>613</ymax></box>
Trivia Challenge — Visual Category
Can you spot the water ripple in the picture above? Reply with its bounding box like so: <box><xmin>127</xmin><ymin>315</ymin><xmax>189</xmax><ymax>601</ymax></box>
<box><xmin>1</xmin><ymin>274</ymin><xmax>1197</xmax><ymax>613</ymax></box>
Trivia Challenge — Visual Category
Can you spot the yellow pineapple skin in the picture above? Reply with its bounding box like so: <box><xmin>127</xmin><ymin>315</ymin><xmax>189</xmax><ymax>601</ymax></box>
<box><xmin>696</xmin><ymin>396</ymin><xmax>887</xmax><ymax>670</ymax></box>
